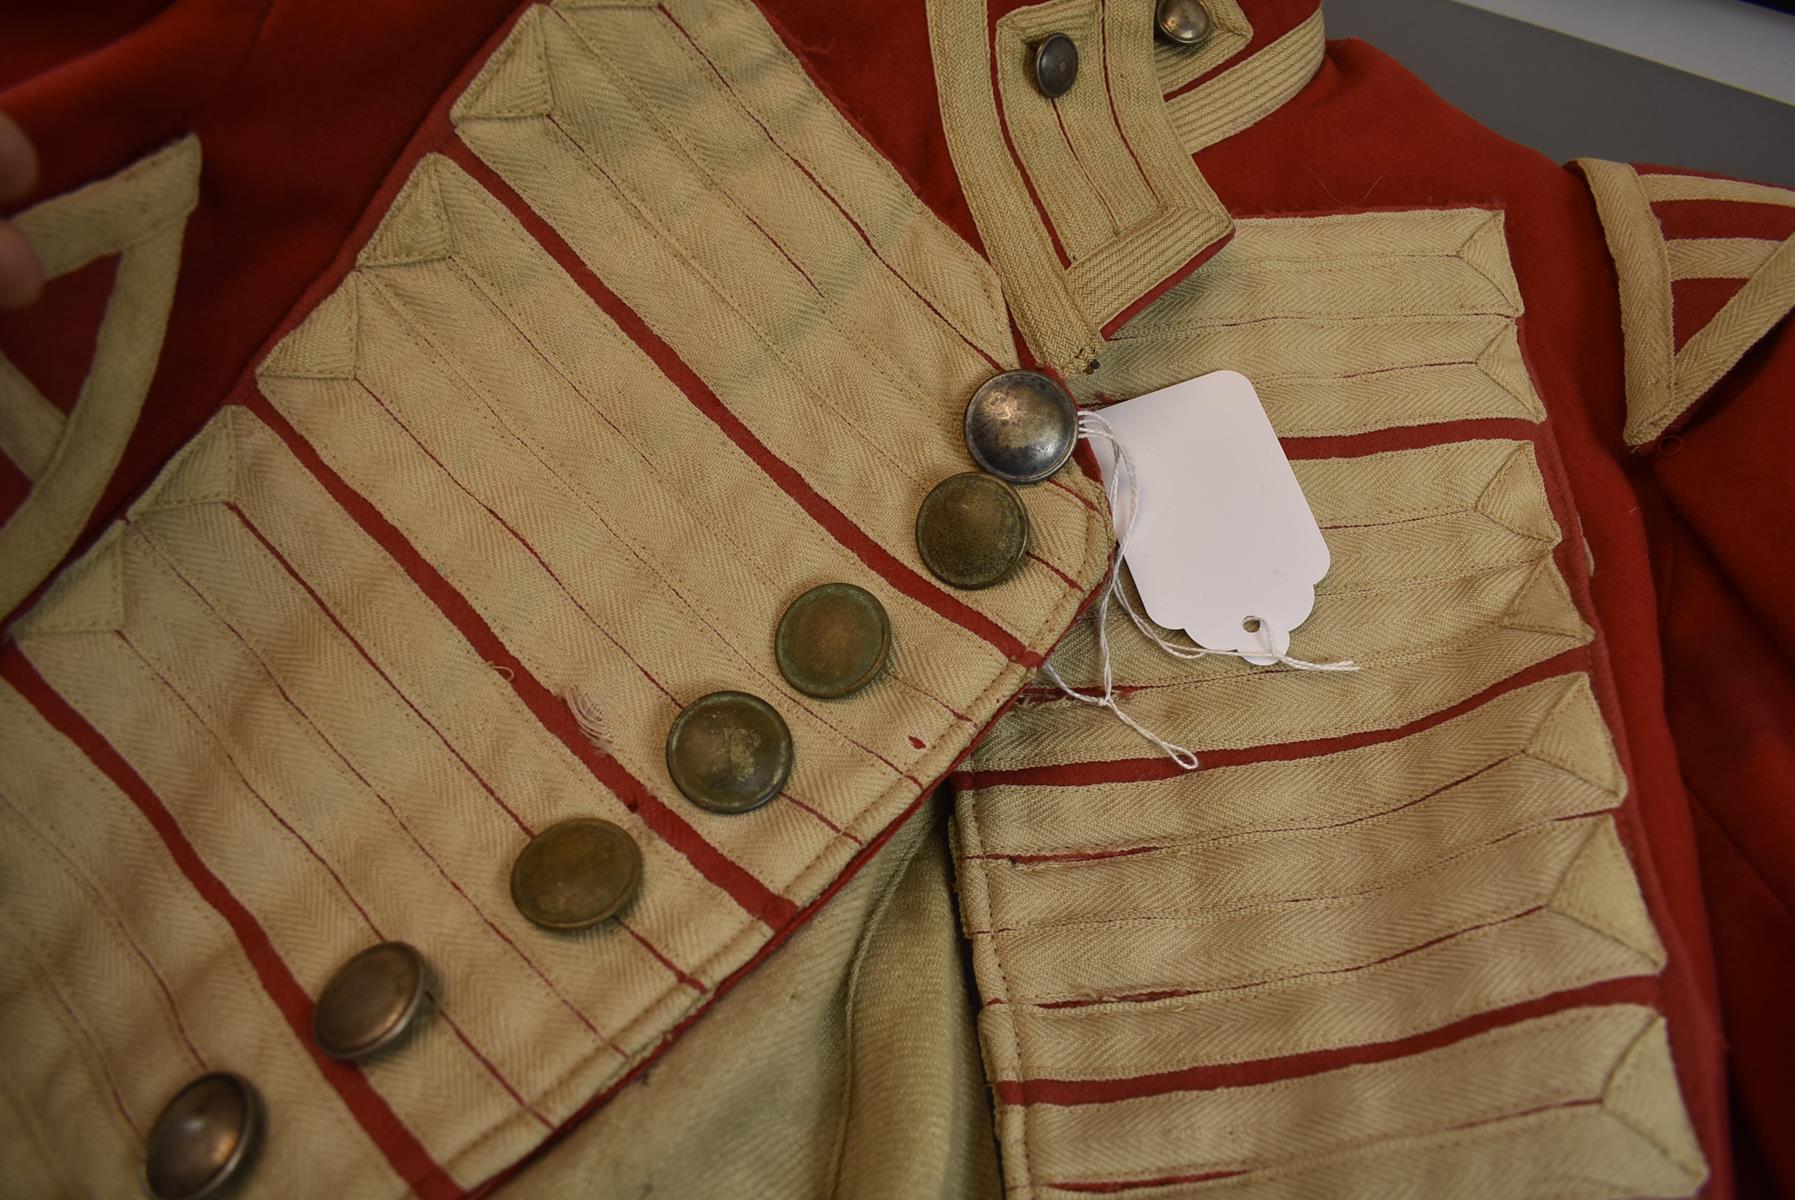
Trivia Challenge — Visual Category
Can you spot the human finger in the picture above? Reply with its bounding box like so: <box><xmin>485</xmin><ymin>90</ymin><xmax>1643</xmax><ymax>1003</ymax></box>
<box><xmin>0</xmin><ymin>110</ymin><xmax>37</xmax><ymax>202</ymax></box>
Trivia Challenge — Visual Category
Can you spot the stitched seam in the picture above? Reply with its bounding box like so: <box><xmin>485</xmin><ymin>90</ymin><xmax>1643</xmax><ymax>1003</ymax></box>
<box><xmin>126</xmin><ymin>511</ymin><xmax>639</xmax><ymax>1054</ymax></box>
<box><xmin>1018</xmin><ymin>1006</ymin><xmax>1665</xmax><ymax>1188</ymax></box>
<box><xmin>652</xmin><ymin>6</ymin><xmax>1010</xmax><ymax>363</ymax></box>
<box><xmin>989</xmin><ymin>812</ymin><xmax>1628</xmax><ymax>945</ymax></box>
<box><xmin>1016</xmin><ymin>916</ymin><xmax>1653</xmax><ymax>1013</ymax></box>
<box><xmin>1152</xmin><ymin>0</ymin><xmax>1252</xmax><ymax>94</ymax></box>
<box><xmin>1166</xmin><ymin>8</ymin><xmax>1324</xmax><ymax>154</ymax></box>
<box><xmin>0</xmin><ymin>660</ymin><xmax>385</xmax><ymax>1171</ymax></box>
<box><xmin>657</xmin><ymin>0</ymin><xmax>1012</xmax><ymax>339</ymax></box>
<box><xmin>0</xmin><ymin>1054</ymin><xmax>83</xmax><ymax>1199</ymax></box>
<box><xmin>123</xmin><ymin>517</ymin><xmax>618</xmax><ymax>1093</ymax></box>
<box><xmin>1577</xmin><ymin>160</ymin><xmax>1677</xmax><ymax>446</ymax></box>
<box><xmin>1670</xmin><ymin>233</ymin><xmax>1795</xmax><ymax>409</ymax></box>
<box><xmin>999</xmin><ymin>751</ymin><xmax>1602</xmax><ymax>869</ymax></box>
<box><xmin>0</xmin><ymin>788</ymin><xmax>208</xmax><ymax>1071</ymax></box>
<box><xmin>358</xmin><ymin>271</ymin><xmax>913</xmax><ymax>800</ymax></box>
<box><xmin>418</xmin><ymin>274</ymin><xmax>1110</xmax><ymax>1181</ymax></box>
<box><xmin>965</xmin><ymin>781</ymin><xmax>1040</xmax><ymax>1196</ymax></box>
<box><xmin>541</xmin><ymin>113</ymin><xmax>951</xmax><ymax>497</ymax></box>
<box><xmin>430</xmin><ymin>236</ymin><xmax>972</xmax><ymax>723</ymax></box>
<box><xmin>979</xmin><ymin>818</ymin><xmax>1597</xmax><ymax>936</ymax></box>
<box><xmin>828</xmin><ymin>811</ymin><xmax>940</xmax><ymax>1195</ymax></box>
<box><xmin>430</xmin><ymin>166</ymin><xmax>994</xmax><ymax>721</ymax></box>
<box><xmin>0</xmin><ymin>923</ymin><xmax>145</xmax><ymax>1139</ymax></box>
<box><xmin>0</xmin><ymin>140</ymin><xmax>201</xmax><ymax>618</ymax></box>
<box><xmin>549</xmin><ymin>10</ymin><xmax>996</xmax><ymax>476</ymax></box>
<box><xmin>1112</xmin><ymin>310</ymin><xmax>1518</xmax><ymax>341</ymax></box>
<box><xmin>554</xmin><ymin>10</ymin><xmax>980</xmax><ymax>403</ymax></box>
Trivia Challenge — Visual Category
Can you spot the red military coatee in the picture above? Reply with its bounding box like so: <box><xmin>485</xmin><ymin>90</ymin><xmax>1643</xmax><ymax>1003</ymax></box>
<box><xmin>2</xmin><ymin>0</ymin><xmax>1792</xmax><ymax>1196</ymax></box>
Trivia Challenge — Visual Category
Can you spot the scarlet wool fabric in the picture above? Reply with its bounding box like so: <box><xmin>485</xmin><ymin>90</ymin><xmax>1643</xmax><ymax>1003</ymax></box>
<box><xmin>0</xmin><ymin>1</ymin><xmax>1790</xmax><ymax>1197</ymax></box>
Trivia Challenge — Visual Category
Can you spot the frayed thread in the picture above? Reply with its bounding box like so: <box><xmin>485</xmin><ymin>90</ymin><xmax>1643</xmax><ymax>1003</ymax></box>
<box><xmin>564</xmin><ymin>685</ymin><xmax>610</xmax><ymax>753</ymax></box>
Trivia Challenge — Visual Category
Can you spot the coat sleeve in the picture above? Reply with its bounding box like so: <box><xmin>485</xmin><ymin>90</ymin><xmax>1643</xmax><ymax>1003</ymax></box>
<box><xmin>1578</xmin><ymin>157</ymin><xmax>1795</xmax><ymax>1195</ymax></box>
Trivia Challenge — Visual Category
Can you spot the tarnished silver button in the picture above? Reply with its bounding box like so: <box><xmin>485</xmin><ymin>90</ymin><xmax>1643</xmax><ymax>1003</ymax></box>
<box><xmin>965</xmin><ymin>370</ymin><xmax>1079</xmax><ymax>484</ymax></box>
<box><xmin>1156</xmin><ymin>0</ymin><xmax>1212</xmax><ymax>45</ymax></box>
<box><xmin>511</xmin><ymin>818</ymin><xmax>643</xmax><ymax>930</ymax></box>
<box><xmin>666</xmin><ymin>691</ymin><xmax>794</xmax><ymax>814</ymax></box>
<box><xmin>314</xmin><ymin>942</ymin><xmax>429</xmax><ymax>1062</ymax></box>
<box><xmin>1032</xmin><ymin>33</ymin><xmax>1079</xmax><ymax>98</ymax></box>
<box><xmin>142</xmin><ymin>1073</ymin><xmax>260</xmax><ymax>1200</ymax></box>
<box><xmin>916</xmin><ymin>472</ymin><xmax>1030</xmax><ymax>590</ymax></box>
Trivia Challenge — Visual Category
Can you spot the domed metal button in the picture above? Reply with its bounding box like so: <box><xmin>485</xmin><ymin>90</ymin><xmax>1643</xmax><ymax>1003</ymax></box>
<box><xmin>776</xmin><ymin>583</ymin><xmax>891</xmax><ymax>699</ymax></box>
<box><xmin>915</xmin><ymin>472</ymin><xmax>1030</xmax><ymax>590</ymax></box>
<box><xmin>142</xmin><ymin>1072</ymin><xmax>260</xmax><ymax>1200</ymax></box>
<box><xmin>1156</xmin><ymin>0</ymin><xmax>1212</xmax><ymax>45</ymax></box>
<box><xmin>313</xmin><ymin>942</ymin><xmax>429</xmax><ymax>1062</ymax></box>
<box><xmin>666</xmin><ymin>691</ymin><xmax>794</xmax><ymax>814</ymax></box>
<box><xmin>1032</xmin><ymin>33</ymin><xmax>1079</xmax><ymax>98</ymax></box>
<box><xmin>964</xmin><ymin>370</ymin><xmax>1079</xmax><ymax>484</ymax></box>
<box><xmin>511</xmin><ymin>817</ymin><xmax>643</xmax><ymax>931</ymax></box>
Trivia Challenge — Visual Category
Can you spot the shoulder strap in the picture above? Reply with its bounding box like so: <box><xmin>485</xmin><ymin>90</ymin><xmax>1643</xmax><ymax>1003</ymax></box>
<box><xmin>1575</xmin><ymin>159</ymin><xmax>1795</xmax><ymax>449</ymax></box>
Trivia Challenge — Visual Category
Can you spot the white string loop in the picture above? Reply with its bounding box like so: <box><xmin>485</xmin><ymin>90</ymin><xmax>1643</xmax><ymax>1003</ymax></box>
<box><xmin>1036</xmin><ymin>410</ymin><xmax>1358</xmax><ymax>771</ymax></box>
<box><xmin>1039</xmin><ymin>661</ymin><xmax>1202</xmax><ymax>770</ymax></box>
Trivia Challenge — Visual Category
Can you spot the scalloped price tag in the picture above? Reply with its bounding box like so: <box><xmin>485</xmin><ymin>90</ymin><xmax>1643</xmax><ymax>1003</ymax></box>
<box><xmin>1088</xmin><ymin>370</ymin><xmax>1330</xmax><ymax>665</ymax></box>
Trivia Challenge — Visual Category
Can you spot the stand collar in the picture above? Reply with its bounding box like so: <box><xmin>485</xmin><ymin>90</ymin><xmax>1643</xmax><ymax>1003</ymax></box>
<box><xmin>925</xmin><ymin>0</ymin><xmax>1325</xmax><ymax>370</ymax></box>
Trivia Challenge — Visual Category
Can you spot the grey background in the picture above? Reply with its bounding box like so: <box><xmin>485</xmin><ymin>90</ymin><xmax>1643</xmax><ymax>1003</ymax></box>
<box><xmin>1322</xmin><ymin>0</ymin><xmax>1795</xmax><ymax>186</ymax></box>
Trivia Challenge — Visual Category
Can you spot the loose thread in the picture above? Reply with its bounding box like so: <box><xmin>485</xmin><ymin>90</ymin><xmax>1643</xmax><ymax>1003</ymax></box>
<box><xmin>1039</xmin><ymin>411</ymin><xmax>1359</xmax><ymax>770</ymax></box>
<box><xmin>564</xmin><ymin>685</ymin><xmax>611</xmax><ymax>753</ymax></box>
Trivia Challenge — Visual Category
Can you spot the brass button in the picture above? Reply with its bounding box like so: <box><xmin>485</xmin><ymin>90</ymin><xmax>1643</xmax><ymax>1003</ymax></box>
<box><xmin>142</xmin><ymin>1073</ymin><xmax>260</xmax><ymax>1200</ymax></box>
<box><xmin>776</xmin><ymin>583</ymin><xmax>891</xmax><ymax>699</ymax></box>
<box><xmin>1156</xmin><ymin>0</ymin><xmax>1212</xmax><ymax>45</ymax></box>
<box><xmin>511</xmin><ymin>817</ymin><xmax>643</xmax><ymax>931</ymax></box>
<box><xmin>666</xmin><ymin>691</ymin><xmax>793</xmax><ymax>814</ymax></box>
<box><xmin>313</xmin><ymin>942</ymin><xmax>429</xmax><ymax>1062</ymax></box>
<box><xmin>1032</xmin><ymin>33</ymin><xmax>1079</xmax><ymax>98</ymax></box>
<box><xmin>964</xmin><ymin>370</ymin><xmax>1079</xmax><ymax>484</ymax></box>
<box><xmin>916</xmin><ymin>472</ymin><xmax>1030</xmax><ymax>590</ymax></box>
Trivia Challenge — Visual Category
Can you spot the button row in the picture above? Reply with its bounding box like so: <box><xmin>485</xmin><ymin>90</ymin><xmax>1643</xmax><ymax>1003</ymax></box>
<box><xmin>140</xmin><ymin>357</ymin><xmax>1092</xmax><ymax>1196</ymax></box>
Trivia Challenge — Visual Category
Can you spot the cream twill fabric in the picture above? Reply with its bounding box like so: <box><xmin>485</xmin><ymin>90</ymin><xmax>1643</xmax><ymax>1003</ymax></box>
<box><xmin>0</xmin><ymin>2</ymin><xmax>1109</xmax><ymax>1192</ymax></box>
<box><xmin>0</xmin><ymin>0</ymin><xmax>1710</xmax><ymax>1197</ymax></box>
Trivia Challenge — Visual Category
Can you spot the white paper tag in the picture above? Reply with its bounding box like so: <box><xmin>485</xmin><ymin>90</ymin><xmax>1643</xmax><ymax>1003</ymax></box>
<box><xmin>1089</xmin><ymin>370</ymin><xmax>1329</xmax><ymax>665</ymax></box>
